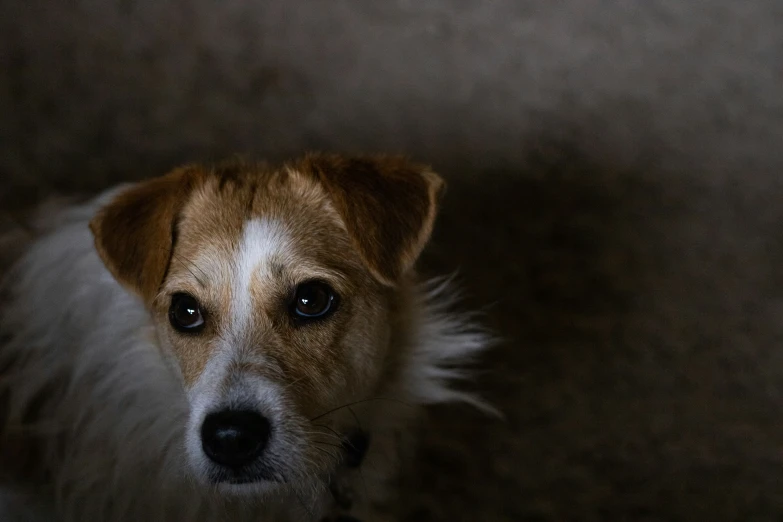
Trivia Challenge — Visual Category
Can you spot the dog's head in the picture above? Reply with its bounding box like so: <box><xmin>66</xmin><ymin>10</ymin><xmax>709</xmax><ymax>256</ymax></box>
<box><xmin>88</xmin><ymin>154</ymin><xmax>443</xmax><ymax>494</ymax></box>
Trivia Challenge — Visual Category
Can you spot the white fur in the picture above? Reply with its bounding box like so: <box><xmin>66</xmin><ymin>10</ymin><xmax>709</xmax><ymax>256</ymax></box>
<box><xmin>231</xmin><ymin>218</ymin><xmax>292</xmax><ymax>334</ymax></box>
<box><xmin>184</xmin><ymin>342</ymin><xmax>235</xmax><ymax>488</ymax></box>
<box><xmin>184</xmin><ymin>218</ymin><xmax>302</xmax><ymax>493</ymax></box>
<box><xmin>0</xmin><ymin>190</ymin><xmax>494</xmax><ymax>522</ymax></box>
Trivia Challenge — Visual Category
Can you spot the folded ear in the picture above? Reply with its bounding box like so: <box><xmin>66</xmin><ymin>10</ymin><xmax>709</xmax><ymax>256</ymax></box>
<box><xmin>89</xmin><ymin>167</ymin><xmax>201</xmax><ymax>304</ymax></box>
<box><xmin>301</xmin><ymin>153</ymin><xmax>445</xmax><ymax>285</ymax></box>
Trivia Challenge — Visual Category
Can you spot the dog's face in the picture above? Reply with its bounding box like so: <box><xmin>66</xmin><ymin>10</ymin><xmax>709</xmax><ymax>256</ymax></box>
<box><xmin>88</xmin><ymin>154</ymin><xmax>443</xmax><ymax>494</ymax></box>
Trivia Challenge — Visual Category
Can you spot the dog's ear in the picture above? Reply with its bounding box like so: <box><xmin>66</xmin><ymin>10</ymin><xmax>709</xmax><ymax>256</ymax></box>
<box><xmin>89</xmin><ymin>167</ymin><xmax>201</xmax><ymax>303</ymax></box>
<box><xmin>301</xmin><ymin>153</ymin><xmax>445</xmax><ymax>285</ymax></box>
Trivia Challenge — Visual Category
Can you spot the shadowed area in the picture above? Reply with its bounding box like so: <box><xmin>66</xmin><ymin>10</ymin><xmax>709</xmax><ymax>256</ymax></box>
<box><xmin>2</xmin><ymin>0</ymin><xmax>783</xmax><ymax>520</ymax></box>
<box><xmin>406</xmin><ymin>138</ymin><xmax>783</xmax><ymax>520</ymax></box>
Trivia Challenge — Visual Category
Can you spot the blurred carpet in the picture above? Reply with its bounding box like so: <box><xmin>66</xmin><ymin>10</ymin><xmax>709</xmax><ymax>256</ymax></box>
<box><xmin>2</xmin><ymin>1</ymin><xmax>783</xmax><ymax>520</ymax></box>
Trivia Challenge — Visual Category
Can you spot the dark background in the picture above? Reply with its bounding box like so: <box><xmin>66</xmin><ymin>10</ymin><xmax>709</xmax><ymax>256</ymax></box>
<box><xmin>2</xmin><ymin>1</ymin><xmax>783</xmax><ymax>520</ymax></box>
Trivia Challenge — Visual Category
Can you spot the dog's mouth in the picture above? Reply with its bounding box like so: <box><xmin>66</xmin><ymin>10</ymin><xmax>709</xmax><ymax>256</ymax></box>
<box><xmin>208</xmin><ymin>465</ymin><xmax>284</xmax><ymax>489</ymax></box>
<box><xmin>214</xmin><ymin>472</ymin><xmax>279</xmax><ymax>486</ymax></box>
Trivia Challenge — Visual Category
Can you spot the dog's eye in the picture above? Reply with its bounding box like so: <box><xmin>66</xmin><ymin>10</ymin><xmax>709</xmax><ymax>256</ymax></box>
<box><xmin>169</xmin><ymin>293</ymin><xmax>206</xmax><ymax>333</ymax></box>
<box><xmin>292</xmin><ymin>281</ymin><xmax>336</xmax><ymax>320</ymax></box>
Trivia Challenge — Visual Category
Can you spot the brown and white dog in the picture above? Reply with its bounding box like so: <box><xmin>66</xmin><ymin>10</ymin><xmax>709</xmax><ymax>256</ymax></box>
<box><xmin>0</xmin><ymin>154</ymin><xmax>493</xmax><ymax>521</ymax></box>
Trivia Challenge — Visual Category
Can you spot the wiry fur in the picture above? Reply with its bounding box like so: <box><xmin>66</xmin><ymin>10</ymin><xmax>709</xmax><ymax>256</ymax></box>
<box><xmin>0</xmin><ymin>187</ymin><xmax>493</xmax><ymax>521</ymax></box>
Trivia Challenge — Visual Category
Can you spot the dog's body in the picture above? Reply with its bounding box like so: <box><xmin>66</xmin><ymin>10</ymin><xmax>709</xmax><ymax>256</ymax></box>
<box><xmin>0</xmin><ymin>154</ymin><xmax>491</xmax><ymax>522</ymax></box>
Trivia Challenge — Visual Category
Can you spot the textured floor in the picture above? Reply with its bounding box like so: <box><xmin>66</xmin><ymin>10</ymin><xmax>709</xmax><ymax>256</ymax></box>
<box><xmin>2</xmin><ymin>1</ymin><xmax>783</xmax><ymax>520</ymax></box>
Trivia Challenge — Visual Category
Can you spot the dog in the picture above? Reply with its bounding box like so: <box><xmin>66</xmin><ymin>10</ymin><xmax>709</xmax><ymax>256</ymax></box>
<box><xmin>0</xmin><ymin>153</ymin><xmax>494</xmax><ymax>521</ymax></box>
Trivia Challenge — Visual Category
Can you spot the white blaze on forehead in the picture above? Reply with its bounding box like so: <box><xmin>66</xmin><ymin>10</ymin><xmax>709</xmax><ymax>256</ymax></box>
<box><xmin>232</xmin><ymin>218</ymin><xmax>292</xmax><ymax>332</ymax></box>
<box><xmin>185</xmin><ymin>218</ymin><xmax>293</xmax><ymax>461</ymax></box>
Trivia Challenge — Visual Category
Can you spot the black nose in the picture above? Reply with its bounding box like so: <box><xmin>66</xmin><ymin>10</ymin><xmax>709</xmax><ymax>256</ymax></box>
<box><xmin>201</xmin><ymin>410</ymin><xmax>270</xmax><ymax>468</ymax></box>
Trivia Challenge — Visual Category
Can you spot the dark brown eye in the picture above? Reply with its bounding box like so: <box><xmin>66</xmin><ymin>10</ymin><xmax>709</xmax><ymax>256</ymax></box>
<box><xmin>169</xmin><ymin>293</ymin><xmax>205</xmax><ymax>333</ymax></box>
<box><xmin>292</xmin><ymin>281</ymin><xmax>337</xmax><ymax>320</ymax></box>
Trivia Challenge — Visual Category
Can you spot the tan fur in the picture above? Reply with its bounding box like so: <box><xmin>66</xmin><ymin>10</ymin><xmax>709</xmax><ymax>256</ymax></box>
<box><xmin>87</xmin><ymin>155</ymin><xmax>445</xmax><ymax>498</ymax></box>
<box><xmin>0</xmin><ymin>154</ymin><xmax>491</xmax><ymax>521</ymax></box>
<box><xmin>89</xmin><ymin>167</ymin><xmax>201</xmax><ymax>304</ymax></box>
<box><xmin>297</xmin><ymin>153</ymin><xmax>445</xmax><ymax>285</ymax></box>
<box><xmin>91</xmin><ymin>157</ymin><xmax>442</xmax><ymax>399</ymax></box>
<box><xmin>89</xmin><ymin>155</ymin><xmax>439</xmax><ymax>517</ymax></box>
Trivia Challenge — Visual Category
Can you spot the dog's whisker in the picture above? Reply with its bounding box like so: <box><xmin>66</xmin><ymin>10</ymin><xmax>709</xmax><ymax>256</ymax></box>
<box><xmin>312</xmin><ymin>441</ymin><xmax>344</xmax><ymax>451</ymax></box>
<box><xmin>281</xmin><ymin>374</ymin><xmax>309</xmax><ymax>392</ymax></box>
<box><xmin>346</xmin><ymin>406</ymin><xmax>363</xmax><ymax>434</ymax></box>
<box><xmin>291</xmin><ymin>488</ymin><xmax>317</xmax><ymax>521</ymax></box>
<box><xmin>301</xmin><ymin>427</ymin><xmax>343</xmax><ymax>442</ymax></box>
<box><xmin>345</xmin><ymin>405</ymin><xmax>381</xmax><ymax>478</ymax></box>
<box><xmin>311</xmin><ymin>445</ymin><xmax>339</xmax><ymax>460</ymax></box>
<box><xmin>310</xmin><ymin>397</ymin><xmax>415</xmax><ymax>422</ymax></box>
<box><xmin>311</xmin><ymin>423</ymin><xmax>346</xmax><ymax>444</ymax></box>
